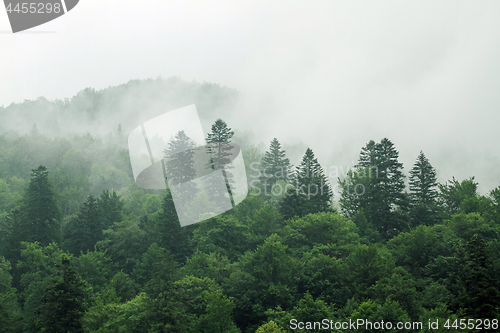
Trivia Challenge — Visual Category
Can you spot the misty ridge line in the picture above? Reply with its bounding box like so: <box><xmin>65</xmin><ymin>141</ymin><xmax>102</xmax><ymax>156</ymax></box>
<box><xmin>0</xmin><ymin>76</ymin><xmax>493</xmax><ymax>197</ymax></box>
<box><xmin>0</xmin><ymin>76</ymin><xmax>239</xmax><ymax>140</ymax></box>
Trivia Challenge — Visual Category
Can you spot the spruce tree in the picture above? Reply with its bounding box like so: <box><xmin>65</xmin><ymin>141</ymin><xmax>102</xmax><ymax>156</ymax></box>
<box><xmin>409</xmin><ymin>151</ymin><xmax>439</xmax><ymax>226</ymax></box>
<box><xmin>64</xmin><ymin>194</ymin><xmax>102</xmax><ymax>255</ymax></box>
<box><xmin>206</xmin><ymin>119</ymin><xmax>235</xmax><ymax>170</ymax></box>
<box><xmin>205</xmin><ymin>119</ymin><xmax>235</xmax><ymax>207</ymax></box>
<box><xmin>358</xmin><ymin>139</ymin><xmax>378</xmax><ymax>169</ymax></box>
<box><xmin>339</xmin><ymin>138</ymin><xmax>407</xmax><ymax>238</ymax></box>
<box><xmin>338</xmin><ymin>166</ymin><xmax>372</xmax><ymax>218</ymax></box>
<box><xmin>280</xmin><ymin>148</ymin><xmax>332</xmax><ymax>219</ymax></box>
<box><xmin>26</xmin><ymin>165</ymin><xmax>61</xmax><ymax>246</ymax></box>
<box><xmin>372</xmin><ymin>138</ymin><xmax>406</xmax><ymax>210</ymax></box>
<box><xmin>260</xmin><ymin>138</ymin><xmax>291</xmax><ymax>197</ymax></box>
<box><xmin>163</xmin><ymin>130</ymin><xmax>197</xmax><ymax>203</ymax></box>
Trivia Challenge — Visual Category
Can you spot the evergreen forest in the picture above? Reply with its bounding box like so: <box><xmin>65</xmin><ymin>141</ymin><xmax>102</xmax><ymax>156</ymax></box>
<box><xmin>1</xmin><ymin>79</ymin><xmax>499</xmax><ymax>332</ymax></box>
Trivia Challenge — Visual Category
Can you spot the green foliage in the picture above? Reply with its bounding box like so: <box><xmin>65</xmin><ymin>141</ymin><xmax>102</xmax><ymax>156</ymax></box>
<box><xmin>197</xmin><ymin>289</ymin><xmax>240</xmax><ymax>333</ymax></box>
<box><xmin>3</xmin><ymin>118</ymin><xmax>500</xmax><ymax>333</ymax></box>
<box><xmin>82</xmin><ymin>292</ymin><xmax>150</xmax><ymax>333</ymax></box>
<box><xmin>143</xmin><ymin>248</ymin><xmax>195</xmax><ymax>333</ymax></box>
<box><xmin>0</xmin><ymin>257</ymin><xmax>22</xmax><ymax>333</ymax></box>
<box><xmin>349</xmin><ymin>299</ymin><xmax>410</xmax><ymax>333</ymax></box>
<box><xmin>255</xmin><ymin>320</ymin><xmax>284</xmax><ymax>333</ymax></box>
<box><xmin>98</xmin><ymin>215</ymin><xmax>147</xmax><ymax>274</ymax></box>
<box><xmin>409</xmin><ymin>151</ymin><xmax>440</xmax><ymax>226</ymax></box>
<box><xmin>351</xmin><ymin>209</ymin><xmax>382</xmax><ymax>244</ymax></box>
<box><xmin>280</xmin><ymin>148</ymin><xmax>333</xmax><ymax>219</ymax></box>
<box><xmin>64</xmin><ymin>194</ymin><xmax>102</xmax><ymax>255</ymax></box>
<box><xmin>192</xmin><ymin>215</ymin><xmax>250</xmax><ymax>261</ymax></box>
<box><xmin>97</xmin><ymin>190</ymin><xmax>124</xmax><ymax>230</ymax></box>
<box><xmin>53</xmin><ymin>149</ymin><xmax>91</xmax><ymax>215</ymax></box>
<box><xmin>242</xmin><ymin>147</ymin><xmax>264</xmax><ymax>189</ymax></box>
<box><xmin>281</xmin><ymin>212</ymin><xmax>359</xmax><ymax>257</ymax></box>
<box><xmin>345</xmin><ymin>244</ymin><xmax>394</xmax><ymax>299</ymax></box>
<box><xmin>206</xmin><ymin>119</ymin><xmax>236</xmax><ymax>207</ymax></box>
<box><xmin>438</xmin><ymin>177</ymin><xmax>490</xmax><ymax>217</ymax></box>
<box><xmin>181</xmin><ymin>251</ymin><xmax>235</xmax><ymax>287</ymax></box>
<box><xmin>409</xmin><ymin>151</ymin><xmax>438</xmax><ymax>205</ymax></box>
<box><xmin>489</xmin><ymin>185</ymin><xmax>500</xmax><ymax>223</ymax></box>
<box><xmin>237</xmin><ymin>234</ymin><xmax>298</xmax><ymax>326</ymax></box>
<box><xmin>35</xmin><ymin>254</ymin><xmax>88</xmax><ymax>333</ymax></box>
<box><xmin>142</xmin><ymin>194</ymin><xmax>162</xmax><ymax>216</ymax></box>
<box><xmin>260</xmin><ymin>138</ymin><xmax>292</xmax><ymax>198</ymax></box>
<box><xmin>17</xmin><ymin>242</ymin><xmax>72</xmax><ymax>333</ymax></box>
<box><xmin>458</xmin><ymin>234</ymin><xmax>500</xmax><ymax>319</ymax></box>
<box><xmin>340</xmin><ymin>139</ymin><xmax>408</xmax><ymax>239</ymax></box>
<box><xmin>147</xmin><ymin>189</ymin><xmax>192</xmax><ymax>262</ymax></box>
<box><xmin>73</xmin><ymin>251</ymin><xmax>114</xmax><ymax>295</ymax></box>
<box><xmin>369</xmin><ymin>266</ymin><xmax>421</xmax><ymax>320</ymax></box>
<box><xmin>0</xmin><ymin>176</ymin><xmax>25</xmax><ymax>217</ymax></box>
<box><xmin>300</xmin><ymin>250</ymin><xmax>348</xmax><ymax>305</ymax></box>
<box><xmin>108</xmin><ymin>271</ymin><xmax>138</xmax><ymax>303</ymax></box>
<box><xmin>0</xmin><ymin>206</ymin><xmax>26</xmax><ymax>265</ymax></box>
<box><xmin>206</xmin><ymin>119</ymin><xmax>235</xmax><ymax>158</ymax></box>
<box><xmin>447</xmin><ymin>212</ymin><xmax>499</xmax><ymax>243</ymax></box>
<box><xmin>228</xmin><ymin>196</ymin><xmax>283</xmax><ymax>246</ymax></box>
<box><xmin>26</xmin><ymin>165</ymin><xmax>61</xmax><ymax>246</ymax></box>
<box><xmin>164</xmin><ymin>131</ymin><xmax>197</xmax><ymax>195</ymax></box>
<box><xmin>266</xmin><ymin>292</ymin><xmax>335</xmax><ymax>333</ymax></box>
<box><xmin>387</xmin><ymin>224</ymin><xmax>451</xmax><ymax>278</ymax></box>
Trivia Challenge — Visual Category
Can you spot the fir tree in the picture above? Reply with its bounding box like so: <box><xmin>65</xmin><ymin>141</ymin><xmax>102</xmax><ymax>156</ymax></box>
<box><xmin>260</xmin><ymin>138</ymin><xmax>291</xmax><ymax>197</ymax></box>
<box><xmin>371</xmin><ymin>138</ymin><xmax>406</xmax><ymax>210</ymax></box>
<box><xmin>409</xmin><ymin>151</ymin><xmax>438</xmax><ymax>206</ymax></box>
<box><xmin>163</xmin><ymin>130</ymin><xmax>198</xmax><ymax>203</ymax></box>
<box><xmin>280</xmin><ymin>148</ymin><xmax>332</xmax><ymax>219</ymax></box>
<box><xmin>340</xmin><ymin>139</ymin><xmax>407</xmax><ymax>238</ymax></box>
<box><xmin>64</xmin><ymin>194</ymin><xmax>102</xmax><ymax>255</ymax></box>
<box><xmin>409</xmin><ymin>151</ymin><xmax>439</xmax><ymax>226</ymax></box>
<box><xmin>206</xmin><ymin>119</ymin><xmax>235</xmax><ymax>170</ymax></box>
<box><xmin>205</xmin><ymin>119</ymin><xmax>235</xmax><ymax>207</ymax></box>
<box><xmin>26</xmin><ymin>165</ymin><xmax>61</xmax><ymax>246</ymax></box>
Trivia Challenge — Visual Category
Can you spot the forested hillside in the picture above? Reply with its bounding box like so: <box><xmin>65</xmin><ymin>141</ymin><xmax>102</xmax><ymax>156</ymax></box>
<box><xmin>0</xmin><ymin>77</ymin><xmax>238</xmax><ymax>139</ymax></box>
<box><xmin>1</xmin><ymin>81</ymin><xmax>500</xmax><ymax>333</ymax></box>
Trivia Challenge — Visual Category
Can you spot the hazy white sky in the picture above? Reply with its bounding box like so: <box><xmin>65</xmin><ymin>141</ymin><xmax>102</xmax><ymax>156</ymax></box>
<box><xmin>1</xmin><ymin>0</ymin><xmax>500</xmax><ymax>192</ymax></box>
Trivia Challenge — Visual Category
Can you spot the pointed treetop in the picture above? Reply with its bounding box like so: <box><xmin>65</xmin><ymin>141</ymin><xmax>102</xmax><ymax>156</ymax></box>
<box><xmin>206</xmin><ymin>119</ymin><xmax>234</xmax><ymax>144</ymax></box>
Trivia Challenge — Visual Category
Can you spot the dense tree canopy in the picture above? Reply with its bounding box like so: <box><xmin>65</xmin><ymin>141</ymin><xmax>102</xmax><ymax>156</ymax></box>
<box><xmin>280</xmin><ymin>148</ymin><xmax>333</xmax><ymax>220</ymax></box>
<box><xmin>1</xmin><ymin>113</ymin><xmax>499</xmax><ymax>333</ymax></box>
